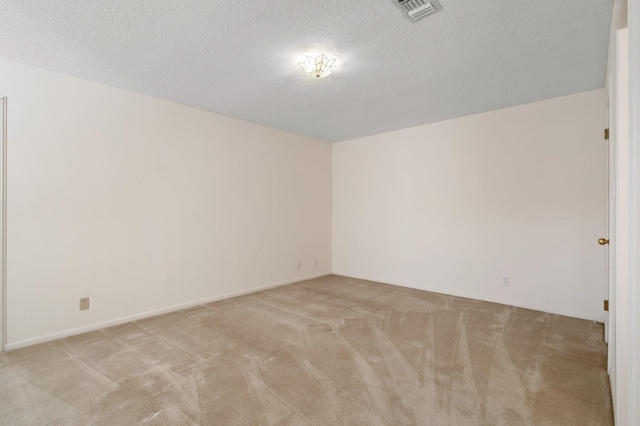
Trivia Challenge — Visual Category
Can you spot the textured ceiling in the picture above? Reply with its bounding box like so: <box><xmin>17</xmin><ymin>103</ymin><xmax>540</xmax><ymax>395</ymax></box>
<box><xmin>0</xmin><ymin>0</ymin><xmax>613</xmax><ymax>142</ymax></box>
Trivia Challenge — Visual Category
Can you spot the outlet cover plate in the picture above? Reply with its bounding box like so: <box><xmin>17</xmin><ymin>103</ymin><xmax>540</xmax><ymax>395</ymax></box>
<box><xmin>80</xmin><ymin>297</ymin><xmax>90</xmax><ymax>311</ymax></box>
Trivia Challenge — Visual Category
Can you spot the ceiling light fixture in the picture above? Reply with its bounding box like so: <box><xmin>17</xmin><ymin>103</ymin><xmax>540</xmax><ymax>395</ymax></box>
<box><xmin>299</xmin><ymin>54</ymin><xmax>336</xmax><ymax>78</ymax></box>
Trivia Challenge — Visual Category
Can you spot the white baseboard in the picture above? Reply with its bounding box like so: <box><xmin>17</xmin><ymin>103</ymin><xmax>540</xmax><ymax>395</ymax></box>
<box><xmin>332</xmin><ymin>271</ymin><xmax>604</xmax><ymax>323</ymax></box>
<box><xmin>4</xmin><ymin>272</ymin><xmax>331</xmax><ymax>351</ymax></box>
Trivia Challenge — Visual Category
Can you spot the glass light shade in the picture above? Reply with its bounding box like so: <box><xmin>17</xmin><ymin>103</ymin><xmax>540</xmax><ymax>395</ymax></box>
<box><xmin>299</xmin><ymin>54</ymin><xmax>336</xmax><ymax>78</ymax></box>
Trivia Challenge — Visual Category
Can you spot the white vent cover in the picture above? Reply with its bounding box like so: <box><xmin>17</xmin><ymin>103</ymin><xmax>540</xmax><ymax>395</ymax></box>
<box><xmin>397</xmin><ymin>0</ymin><xmax>442</xmax><ymax>21</ymax></box>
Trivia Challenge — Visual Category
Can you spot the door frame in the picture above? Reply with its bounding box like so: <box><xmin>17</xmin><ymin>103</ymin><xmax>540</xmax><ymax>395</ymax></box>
<box><xmin>1</xmin><ymin>97</ymin><xmax>6</xmax><ymax>352</ymax></box>
<box><xmin>605</xmin><ymin>1</ymin><xmax>639</xmax><ymax>423</ymax></box>
<box><xmin>624</xmin><ymin>0</ymin><xmax>638</xmax><ymax>422</ymax></box>
<box><xmin>614</xmin><ymin>27</ymin><xmax>630</xmax><ymax>424</ymax></box>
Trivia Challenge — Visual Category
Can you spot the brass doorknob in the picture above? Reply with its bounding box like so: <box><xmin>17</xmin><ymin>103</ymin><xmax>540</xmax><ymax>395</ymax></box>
<box><xmin>598</xmin><ymin>238</ymin><xmax>609</xmax><ymax>245</ymax></box>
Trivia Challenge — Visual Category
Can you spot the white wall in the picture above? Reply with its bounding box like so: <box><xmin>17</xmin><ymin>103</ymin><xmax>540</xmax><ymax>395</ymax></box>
<box><xmin>0</xmin><ymin>58</ymin><xmax>332</xmax><ymax>349</ymax></box>
<box><xmin>0</xmin><ymin>56</ymin><xmax>609</xmax><ymax>349</ymax></box>
<box><xmin>333</xmin><ymin>89</ymin><xmax>607</xmax><ymax>321</ymax></box>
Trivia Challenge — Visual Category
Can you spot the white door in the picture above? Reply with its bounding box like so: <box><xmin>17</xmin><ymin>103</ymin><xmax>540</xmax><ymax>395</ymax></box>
<box><xmin>605</xmin><ymin>81</ymin><xmax>616</xmax><ymax>345</ymax></box>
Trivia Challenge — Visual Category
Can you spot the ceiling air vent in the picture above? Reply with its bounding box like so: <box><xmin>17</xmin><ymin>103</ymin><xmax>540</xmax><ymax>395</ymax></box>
<box><xmin>397</xmin><ymin>0</ymin><xmax>442</xmax><ymax>21</ymax></box>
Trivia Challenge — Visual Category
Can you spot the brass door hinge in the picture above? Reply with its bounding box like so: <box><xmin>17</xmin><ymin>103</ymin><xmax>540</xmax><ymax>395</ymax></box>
<box><xmin>604</xmin><ymin>300</ymin><xmax>609</xmax><ymax>311</ymax></box>
<box><xmin>605</xmin><ymin>128</ymin><xmax>610</xmax><ymax>140</ymax></box>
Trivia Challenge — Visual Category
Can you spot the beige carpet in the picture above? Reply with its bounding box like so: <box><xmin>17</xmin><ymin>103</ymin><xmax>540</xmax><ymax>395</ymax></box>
<box><xmin>0</xmin><ymin>275</ymin><xmax>613</xmax><ymax>425</ymax></box>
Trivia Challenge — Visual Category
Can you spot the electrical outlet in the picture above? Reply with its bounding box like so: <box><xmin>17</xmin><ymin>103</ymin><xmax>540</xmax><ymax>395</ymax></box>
<box><xmin>79</xmin><ymin>297</ymin><xmax>90</xmax><ymax>311</ymax></box>
<box><xmin>502</xmin><ymin>277</ymin><xmax>510</xmax><ymax>286</ymax></box>
<box><xmin>296</xmin><ymin>261</ymin><xmax>302</xmax><ymax>270</ymax></box>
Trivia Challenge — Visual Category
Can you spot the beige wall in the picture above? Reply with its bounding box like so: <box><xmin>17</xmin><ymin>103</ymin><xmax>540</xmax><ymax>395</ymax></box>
<box><xmin>0</xmin><ymin>59</ymin><xmax>332</xmax><ymax>348</ymax></box>
<box><xmin>333</xmin><ymin>89</ymin><xmax>607</xmax><ymax>321</ymax></box>
<box><xmin>0</xmin><ymin>56</ymin><xmax>609</xmax><ymax>348</ymax></box>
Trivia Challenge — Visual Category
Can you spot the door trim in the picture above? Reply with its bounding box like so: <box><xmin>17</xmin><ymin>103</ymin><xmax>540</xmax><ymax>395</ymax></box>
<box><xmin>1</xmin><ymin>97</ymin><xmax>6</xmax><ymax>352</ymax></box>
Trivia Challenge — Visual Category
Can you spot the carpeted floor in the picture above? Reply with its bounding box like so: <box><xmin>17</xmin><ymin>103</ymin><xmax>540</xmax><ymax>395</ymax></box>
<box><xmin>0</xmin><ymin>275</ymin><xmax>613</xmax><ymax>425</ymax></box>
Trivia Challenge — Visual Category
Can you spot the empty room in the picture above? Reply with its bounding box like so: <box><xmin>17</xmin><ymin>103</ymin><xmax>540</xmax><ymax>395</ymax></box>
<box><xmin>0</xmin><ymin>0</ymin><xmax>638</xmax><ymax>425</ymax></box>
